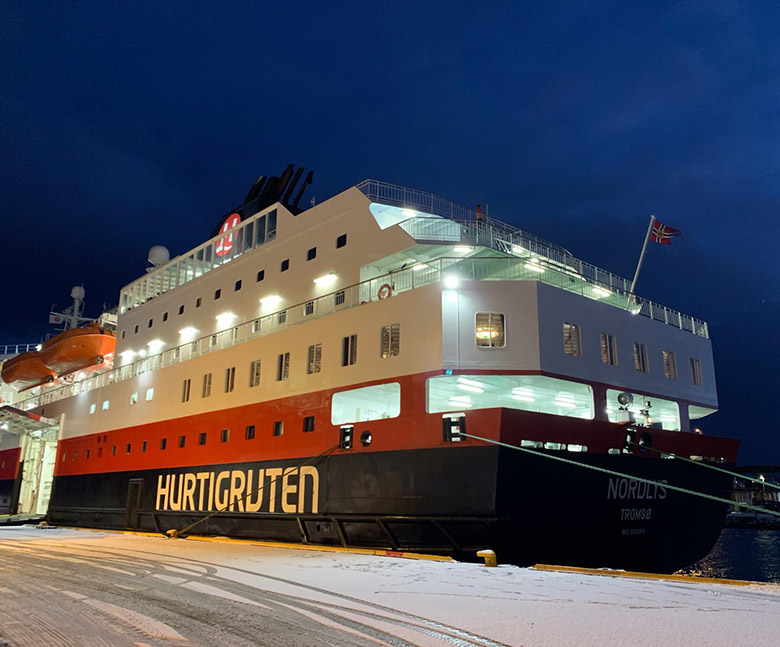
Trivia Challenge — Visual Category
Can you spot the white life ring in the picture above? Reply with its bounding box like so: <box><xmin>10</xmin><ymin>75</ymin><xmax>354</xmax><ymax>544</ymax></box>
<box><xmin>378</xmin><ymin>283</ymin><xmax>393</xmax><ymax>300</ymax></box>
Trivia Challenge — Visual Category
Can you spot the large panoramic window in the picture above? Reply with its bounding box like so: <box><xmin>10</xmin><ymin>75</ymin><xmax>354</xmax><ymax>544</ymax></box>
<box><xmin>475</xmin><ymin>313</ymin><xmax>505</xmax><ymax>348</ymax></box>
<box><xmin>605</xmin><ymin>389</ymin><xmax>680</xmax><ymax>431</ymax></box>
<box><xmin>426</xmin><ymin>374</ymin><xmax>594</xmax><ymax>419</ymax></box>
<box><xmin>331</xmin><ymin>382</ymin><xmax>401</xmax><ymax>424</ymax></box>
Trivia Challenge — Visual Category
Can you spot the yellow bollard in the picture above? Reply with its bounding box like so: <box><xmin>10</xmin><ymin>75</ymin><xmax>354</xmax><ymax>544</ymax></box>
<box><xmin>166</xmin><ymin>529</ymin><xmax>180</xmax><ymax>539</ymax></box>
<box><xmin>477</xmin><ymin>549</ymin><xmax>497</xmax><ymax>567</ymax></box>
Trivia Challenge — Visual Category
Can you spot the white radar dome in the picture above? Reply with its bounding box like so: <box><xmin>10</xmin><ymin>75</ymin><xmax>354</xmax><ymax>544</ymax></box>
<box><xmin>148</xmin><ymin>245</ymin><xmax>170</xmax><ymax>267</ymax></box>
<box><xmin>70</xmin><ymin>285</ymin><xmax>86</xmax><ymax>300</ymax></box>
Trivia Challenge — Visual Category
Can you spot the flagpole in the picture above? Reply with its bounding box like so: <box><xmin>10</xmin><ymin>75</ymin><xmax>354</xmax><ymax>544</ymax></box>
<box><xmin>628</xmin><ymin>215</ymin><xmax>656</xmax><ymax>308</ymax></box>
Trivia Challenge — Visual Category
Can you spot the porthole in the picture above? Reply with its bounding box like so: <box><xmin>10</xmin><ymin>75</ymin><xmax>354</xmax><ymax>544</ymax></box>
<box><xmin>360</xmin><ymin>430</ymin><xmax>372</xmax><ymax>447</ymax></box>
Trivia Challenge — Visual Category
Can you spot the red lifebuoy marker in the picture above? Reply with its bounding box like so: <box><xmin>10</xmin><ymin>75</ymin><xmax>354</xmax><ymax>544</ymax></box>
<box><xmin>378</xmin><ymin>284</ymin><xmax>393</xmax><ymax>300</ymax></box>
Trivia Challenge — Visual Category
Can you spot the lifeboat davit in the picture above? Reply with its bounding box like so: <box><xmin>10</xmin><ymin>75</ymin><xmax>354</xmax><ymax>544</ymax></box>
<box><xmin>0</xmin><ymin>352</ymin><xmax>58</xmax><ymax>392</ymax></box>
<box><xmin>38</xmin><ymin>323</ymin><xmax>116</xmax><ymax>378</ymax></box>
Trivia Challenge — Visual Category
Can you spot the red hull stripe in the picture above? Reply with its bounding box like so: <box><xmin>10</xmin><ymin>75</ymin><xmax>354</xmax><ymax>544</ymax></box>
<box><xmin>0</xmin><ymin>447</ymin><xmax>21</xmax><ymax>480</ymax></box>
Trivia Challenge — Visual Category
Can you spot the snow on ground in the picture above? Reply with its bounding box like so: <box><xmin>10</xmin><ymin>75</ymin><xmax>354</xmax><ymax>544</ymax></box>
<box><xmin>2</xmin><ymin>526</ymin><xmax>779</xmax><ymax>646</ymax></box>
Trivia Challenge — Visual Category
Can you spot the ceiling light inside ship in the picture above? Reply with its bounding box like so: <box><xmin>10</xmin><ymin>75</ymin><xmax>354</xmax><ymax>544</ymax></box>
<box><xmin>313</xmin><ymin>273</ymin><xmax>337</xmax><ymax>286</ymax></box>
<box><xmin>401</xmin><ymin>209</ymin><xmax>417</xmax><ymax>217</ymax></box>
<box><xmin>456</xmin><ymin>383</ymin><xmax>483</xmax><ymax>394</ymax></box>
<box><xmin>592</xmin><ymin>286</ymin><xmax>611</xmax><ymax>298</ymax></box>
<box><xmin>443</xmin><ymin>275</ymin><xmax>460</xmax><ymax>289</ymax></box>
<box><xmin>458</xmin><ymin>377</ymin><xmax>484</xmax><ymax>388</ymax></box>
<box><xmin>524</xmin><ymin>259</ymin><xmax>545</xmax><ymax>273</ymax></box>
<box><xmin>412</xmin><ymin>264</ymin><xmax>427</xmax><ymax>271</ymax></box>
<box><xmin>260</xmin><ymin>295</ymin><xmax>282</xmax><ymax>308</ymax></box>
<box><xmin>453</xmin><ymin>246</ymin><xmax>472</xmax><ymax>253</ymax></box>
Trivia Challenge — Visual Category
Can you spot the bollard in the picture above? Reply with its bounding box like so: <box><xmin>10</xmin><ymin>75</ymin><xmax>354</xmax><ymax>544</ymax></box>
<box><xmin>166</xmin><ymin>529</ymin><xmax>180</xmax><ymax>539</ymax></box>
<box><xmin>477</xmin><ymin>549</ymin><xmax>497</xmax><ymax>567</ymax></box>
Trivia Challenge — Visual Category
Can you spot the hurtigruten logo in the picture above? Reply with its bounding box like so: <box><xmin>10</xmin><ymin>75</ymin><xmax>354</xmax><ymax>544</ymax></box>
<box><xmin>156</xmin><ymin>466</ymin><xmax>319</xmax><ymax>513</ymax></box>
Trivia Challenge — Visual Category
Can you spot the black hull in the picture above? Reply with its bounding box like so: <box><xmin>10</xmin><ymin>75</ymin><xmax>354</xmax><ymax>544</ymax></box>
<box><xmin>48</xmin><ymin>446</ymin><xmax>733</xmax><ymax>572</ymax></box>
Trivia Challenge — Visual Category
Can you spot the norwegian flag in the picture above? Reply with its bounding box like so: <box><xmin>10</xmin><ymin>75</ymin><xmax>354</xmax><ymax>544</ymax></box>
<box><xmin>650</xmin><ymin>220</ymin><xmax>680</xmax><ymax>245</ymax></box>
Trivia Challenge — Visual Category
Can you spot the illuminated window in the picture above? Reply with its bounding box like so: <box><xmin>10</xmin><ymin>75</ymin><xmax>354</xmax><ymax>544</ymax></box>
<box><xmin>332</xmin><ymin>383</ymin><xmax>401</xmax><ymax>424</ymax></box>
<box><xmin>102</xmin><ymin>400</ymin><xmax>110</xmax><ymax>411</ymax></box>
<box><xmin>475</xmin><ymin>313</ymin><xmax>504</xmax><ymax>348</ymax></box>
<box><xmin>307</xmin><ymin>344</ymin><xmax>322</xmax><ymax>374</ymax></box>
<box><xmin>600</xmin><ymin>333</ymin><xmax>618</xmax><ymax>365</ymax></box>
<box><xmin>690</xmin><ymin>357</ymin><xmax>703</xmax><ymax>385</ymax></box>
<box><xmin>381</xmin><ymin>324</ymin><xmax>400</xmax><ymax>358</ymax></box>
<box><xmin>146</xmin><ymin>388</ymin><xmax>154</xmax><ymax>401</ymax></box>
<box><xmin>130</xmin><ymin>392</ymin><xmax>138</xmax><ymax>405</ymax></box>
<box><xmin>563</xmin><ymin>323</ymin><xmax>581</xmax><ymax>357</ymax></box>
<box><xmin>249</xmin><ymin>360</ymin><xmax>261</xmax><ymax>387</ymax></box>
<box><xmin>89</xmin><ymin>403</ymin><xmax>96</xmax><ymax>415</ymax></box>
<box><xmin>663</xmin><ymin>351</ymin><xmax>677</xmax><ymax>380</ymax></box>
<box><xmin>633</xmin><ymin>343</ymin><xmax>649</xmax><ymax>373</ymax></box>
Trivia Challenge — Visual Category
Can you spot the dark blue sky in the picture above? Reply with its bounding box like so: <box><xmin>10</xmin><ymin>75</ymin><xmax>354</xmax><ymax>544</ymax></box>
<box><xmin>1</xmin><ymin>2</ymin><xmax>778</xmax><ymax>463</ymax></box>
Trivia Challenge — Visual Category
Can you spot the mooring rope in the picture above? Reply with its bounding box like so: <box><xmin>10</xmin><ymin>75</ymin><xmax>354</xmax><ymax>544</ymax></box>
<box><xmin>165</xmin><ymin>443</ymin><xmax>341</xmax><ymax>539</ymax></box>
<box><xmin>458</xmin><ymin>432</ymin><xmax>780</xmax><ymax>518</ymax></box>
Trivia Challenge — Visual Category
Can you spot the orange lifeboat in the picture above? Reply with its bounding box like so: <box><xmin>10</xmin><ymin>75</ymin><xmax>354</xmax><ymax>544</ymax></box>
<box><xmin>1</xmin><ymin>351</ymin><xmax>58</xmax><ymax>392</ymax></box>
<box><xmin>38</xmin><ymin>323</ymin><xmax>116</xmax><ymax>377</ymax></box>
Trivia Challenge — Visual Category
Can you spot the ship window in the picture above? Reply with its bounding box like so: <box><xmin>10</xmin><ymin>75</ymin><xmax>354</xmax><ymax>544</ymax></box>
<box><xmin>307</xmin><ymin>247</ymin><xmax>317</xmax><ymax>261</ymax></box>
<box><xmin>221</xmin><ymin>428</ymin><xmax>230</xmax><ymax>443</ymax></box>
<box><xmin>142</xmin><ymin>441</ymin><xmax>147</xmax><ymax>453</ymax></box>
<box><xmin>86</xmin><ymin>449</ymin><xmax>91</xmax><ymax>459</ymax></box>
<box><xmin>112</xmin><ymin>445</ymin><xmax>116</xmax><ymax>456</ymax></box>
<box><xmin>121</xmin><ymin>330</ymin><xmax>126</xmax><ymax>339</ymax></box>
<box><xmin>249</xmin><ymin>360</ymin><xmax>262</xmax><ymax>387</ymax></box>
<box><xmin>182</xmin><ymin>378</ymin><xmax>191</xmax><ymax>402</ymax></box>
<box><xmin>102</xmin><ymin>400</ymin><xmax>110</xmax><ymax>411</ymax></box>
<box><xmin>663</xmin><ymin>350</ymin><xmax>677</xmax><ymax>380</ymax></box>
<box><xmin>281</xmin><ymin>259</ymin><xmax>290</xmax><ymax>272</ymax></box>
<box><xmin>267</xmin><ymin>209</ymin><xmax>277</xmax><ymax>241</ymax></box>
<box><xmin>600</xmin><ymin>333</ymin><xmax>618</xmax><ymax>365</ymax></box>
<box><xmin>633</xmin><ymin>343</ymin><xmax>649</xmax><ymax>373</ymax></box>
<box><xmin>160</xmin><ymin>437</ymin><xmax>167</xmax><ymax>450</ymax></box>
<box><xmin>277</xmin><ymin>352</ymin><xmax>290</xmax><ymax>381</ymax></box>
<box><xmin>130</xmin><ymin>392</ymin><xmax>138</xmax><ymax>405</ymax></box>
<box><xmin>334</xmin><ymin>290</ymin><xmax>346</xmax><ymax>306</ymax></box>
<box><xmin>87</xmin><ymin>403</ymin><xmax>95</xmax><ymax>415</ymax></box>
<box><xmin>178</xmin><ymin>435</ymin><xmax>186</xmax><ymax>448</ymax></box>
<box><xmin>252</xmin><ymin>319</ymin><xmax>261</xmax><ymax>333</ymax></box>
<box><xmin>211</xmin><ymin>334</ymin><xmax>218</xmax><ymax>347</ymax></box>
<box><xmin>148</xmin><ymin>318</ymin><xmax>153</xmax><ymax>328</ymax></box>
<box><xmin>273</xmin><ymin>420</ymin><xmax>284</xmax><ymax>436</ymax></box>
<box><xmin>225</xmin><ymin>366</ymin><xmax>236</xmax><ymax>392</ymax></box>
<box><xmin>196</xmin><ymin>297</ymin><xmax>202</xmax><ymax>308</ymax></box>
<box><xmin>235</xmin><ymin>280</ymin><xmax>242</xmax><ymax>292</ymax></box>
<box><xmin>426</xmin><ymin>374</ymin><xmax>595</xmax><ymax>421</ymax></box>
<box><xmin>97</xmin><ymin>447</ymin><xmax>102</xmax><ymax>458</ymax></box>
<box><xmin>690</xmin><ymin>357</ymin><xmax>703</xmax><ymax>385</ymax></box>
<box><xmin>336</xmin><ymin>233</ymin><xmax>347</xmax><ymax>248</ymax></box>
<box><xmin>606</xmin><ymin>389</ymin><xmax>680</xmax><ymax>431</ymax></box>
<box><xmin>278</xmin><ymin>310</ymin><xmax>287</xmax><ymax>324</ymax></box>
<box><xmin>134</xmin><ymin>325</ymin><xmax>139</xmax><ymax>334</ymax></box>
<box><xmin>307</xmin><ymin>344</ymin><xmax>322</xmax><ymax>374</ymax></box>
<box><xmin>163</xmin><ymin>312</ymin><xmax>168</xmax><ymax>322</ymax></box>
<box><xmin>146</xmin><ymin>388</ymin><xmax>154</xmax><ymax>401</ymax></box>
<box><xmin>256</xmin><ymin>269</ymin><xmax>265</xmax><ymax>282</ymax></box>
<box><xmin>303</xmin><ymin>416</ymin><xmax>315</xmax><ymax>432</ymax></box>
<box><xmin>126</xmin><ymin>443</ymin><xmax>131</xmax><ymax>454</ymax></box>
<box><xmin>332</xmin><ymin>382</ymin><xmax>401</xmax><ymax>424</ymax></box>
<box><xmin>199</xmin><ymin>432</ymin><xmax>207</xmax><ymax>445</ymax></box>
<box><xmin>563</xmin><ymin>323</ymin><xmax>581</xmax><ymax>357</ymax></box>
<box><xmin>179</xmin><ymin>305</ymin><xmax>184</xmax><ymax>315</ymax></box>
<box><xmin>304</xmin><ymin>301</ymin><xmax>315</xmax><ymax>316</ymax></box>
<box><xmin>380</xmin><ymin>324</ymin><xmax>400</xmax><ymax>358</ymax></box>
<box><xmin>245</xmin><ymin>425</ymin><xmax>255</xmax><ymax>440</ymax></box>
<box><xmin>475</xmin><ymin>313</ymin><xmax>504</xmax><ymax>348</ymax></box>
<box><xmin>341</xmin><ymin>334</ymin><xmax>357</xmax><ymax>366</ymax></box>
<box><xmin>215</xmin><ymin>288</ymin><xmax>222</xmax><ymax>300</ymax></box>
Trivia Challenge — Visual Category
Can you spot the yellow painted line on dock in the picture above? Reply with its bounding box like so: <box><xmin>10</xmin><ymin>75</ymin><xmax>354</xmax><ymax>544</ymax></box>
<box><xmin>533</xmin><ymin>563</ymin><xmax>769</xmax><ymax>587</ymax></box>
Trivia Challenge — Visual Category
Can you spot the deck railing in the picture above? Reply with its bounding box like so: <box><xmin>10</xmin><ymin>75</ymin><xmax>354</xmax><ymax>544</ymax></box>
<box><xmin>0</xmin><ymin>343</ymin><xmax>39</xmax><ymax>359</ymax></box>
<box><xmin>17</xmin><ymin>254</ymin><xmax>707</xmax><ymax>412</ymax></box>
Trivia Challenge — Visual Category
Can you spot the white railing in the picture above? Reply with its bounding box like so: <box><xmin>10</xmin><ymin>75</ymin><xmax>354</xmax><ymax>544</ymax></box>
<box><xmin>0</xmin><ymin>343</ymin><xmax>39</xmax><ymax>358</ymax></box>
<box><xmin>17</xmin><ymin>255</ymin><xmax>707</xmax><ymax>412</ymax></box>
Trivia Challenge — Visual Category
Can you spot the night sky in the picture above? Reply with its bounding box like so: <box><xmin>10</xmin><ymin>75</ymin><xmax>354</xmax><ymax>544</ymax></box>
<box><xmin>1</xmin><ymin>2</ymin><xmax>778</xmax><ymax>464</ymax></box>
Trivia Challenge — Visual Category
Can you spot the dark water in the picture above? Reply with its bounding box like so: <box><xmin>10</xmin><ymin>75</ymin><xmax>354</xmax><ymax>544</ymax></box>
<box><xmin>679</xmin><ymin>527</ymin><xmax>780</xmax><ymax>583</ymax></box>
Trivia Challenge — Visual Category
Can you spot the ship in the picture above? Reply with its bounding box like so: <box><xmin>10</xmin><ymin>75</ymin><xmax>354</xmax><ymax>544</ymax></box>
<box><xmin>0</xmin><ymin>165</ymin><xmax>738</xmax><ymax>572</ymax></box>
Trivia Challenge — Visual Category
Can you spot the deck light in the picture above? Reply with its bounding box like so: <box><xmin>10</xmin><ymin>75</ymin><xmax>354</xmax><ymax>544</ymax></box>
<box><xmin>592</xmin><ymin>286</ymin><xmax>611</xmax><ymax>298</ymax></box>
<box><xmin>453</xmin><ymin>246</ymin><xmax>472</xmax><ymax>253</ymax></box>
<box><xmin>215</xmin><ymin>312</ymin><xmax>237</xmax><ymax>328</ymax></box>
<box><xmin>260</xmin><ymin>295</ymin><xmax>282</xmax><ymax>308</ymax></box>
<box><xmin>524</xmin><ymin>262</ymin><xmax>545</xmax><ymax>273</ymax></box>
<box><xmin>147</xmin><ymin>339</ymin><xmax>165</xmax><ymax>353</ymax></box>
<box><xmin>313</xmin><ymin>273</ymin><xmax>337</xmax><ymax>287</ymax></box>
<box><xmin>412</xmin><ymin>264</ymin><xmax>427</xmax><ymax>271</ymax></box>
<box><xmin>511</xmin><ymin>245</ymin><xmax>525</xmax><ymax>255</ymax></box>
<box><xmin>401</xmin><ymin>209</ymin><xmax>417</xmax><ymax>217</ymax></box>
<box><xmin>444</xmin><ymin>275</ymin><xmax>460</xmax><ymax>289</ymax></box>
<box><xmin>179</xmin><ymin>326</ymin><xmax>198</xmax><ymax>340</ymax></box>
